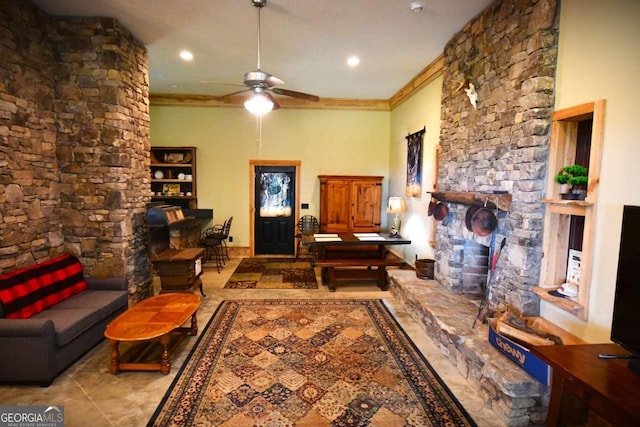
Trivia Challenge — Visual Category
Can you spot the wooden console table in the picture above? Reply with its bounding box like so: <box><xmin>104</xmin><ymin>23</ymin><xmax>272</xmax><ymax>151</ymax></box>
<box><xmin>530</xmin><ymin>343</ymin><xmax>640</xmax><ymax>426</ymax></box>
<box><xmin>150</xmin><ymin>248</ymin><xmax>205</xmax><ymax>295</ymax></box>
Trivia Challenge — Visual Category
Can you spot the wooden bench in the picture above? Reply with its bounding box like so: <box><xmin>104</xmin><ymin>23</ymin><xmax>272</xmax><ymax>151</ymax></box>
<box><xmin>312</xmin><ymin>258</ymin><xmax>407</xmax><ymax>291</ymax></box>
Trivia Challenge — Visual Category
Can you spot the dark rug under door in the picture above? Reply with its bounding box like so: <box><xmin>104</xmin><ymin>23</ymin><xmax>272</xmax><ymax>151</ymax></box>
<box><xmin>224</xmin><ymin>257</ymin><xmax>318</xmax><ymax>289</ymax></box>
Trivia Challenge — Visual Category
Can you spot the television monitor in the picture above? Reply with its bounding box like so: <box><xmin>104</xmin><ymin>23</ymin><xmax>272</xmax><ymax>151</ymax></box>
<box><xmin>610</xmin><ymin>205</ymin><xmax>640</xmax><ymax>373</ymax></box>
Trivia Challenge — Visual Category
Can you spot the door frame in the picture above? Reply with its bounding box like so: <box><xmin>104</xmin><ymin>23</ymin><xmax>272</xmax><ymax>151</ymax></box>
<box><xmin>249</xmin><ymin>160</ymin><xmax>301</xmax><ymax>257</ymax></box>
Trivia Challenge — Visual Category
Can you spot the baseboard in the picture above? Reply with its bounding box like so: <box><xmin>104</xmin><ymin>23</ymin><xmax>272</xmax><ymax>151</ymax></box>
<box><xmin>228</xmin><ymin>246</ymin><xmax>250</xmax><ymax>258</ymax></box>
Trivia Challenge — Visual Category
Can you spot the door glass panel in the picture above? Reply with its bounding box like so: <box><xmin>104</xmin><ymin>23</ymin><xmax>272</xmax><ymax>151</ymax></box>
<box><xmin>259</xmin><ymin>172</ymin><xmax>292</xmax><ymax>217</ymax></box>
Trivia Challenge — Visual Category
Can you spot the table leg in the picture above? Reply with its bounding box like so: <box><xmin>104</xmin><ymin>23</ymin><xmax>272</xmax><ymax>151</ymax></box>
<box><xmin>190</xmin><ymin>312</ymin><xmax>199</xmax><ymax>336</ymax></box>
<box><xmin>160</xmin><ymin>334</ymin><xmax>171</xmax><ymax>374</ymax></box>
<box><xmin>321</xmin><ymin>267</ymin><xmax>329</xmax><ymax>286</ymax></box>
<box><xmin>328</xmin><ymin>267</ymin><xmax>336</xmax><ymax>292</ymax></box>
<box><xmin>109</xmin><ymin>340</ymin><xmax>120</xmax><ymax>374</ymax></box>
<box><xmin>545</xmin><ymin>371</ymin><xmax>565</xmax><ymax>426</ymax></box>
<box><xmin>378</xmin><ymin>267</ymin><xmax>389</xmax><ymax>291</ymax></box>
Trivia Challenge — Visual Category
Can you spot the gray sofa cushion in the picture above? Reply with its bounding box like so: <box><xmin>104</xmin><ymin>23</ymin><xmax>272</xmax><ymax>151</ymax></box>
<box><xmin>31</xmin><ymin>308</ymin><xmax>101</xmax><ymax>347</ymax></box>
<box><xmin>48</xmin><ymin>290</ymin><xmax>127</xmax><ymax>320</ymax></box>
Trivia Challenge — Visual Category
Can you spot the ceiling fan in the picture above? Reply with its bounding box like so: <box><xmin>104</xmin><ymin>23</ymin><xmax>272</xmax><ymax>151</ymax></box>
<box><xmin>224</xmin><ymin>0</ymin><xmax>320</xmax><ymax>115</ymax></box>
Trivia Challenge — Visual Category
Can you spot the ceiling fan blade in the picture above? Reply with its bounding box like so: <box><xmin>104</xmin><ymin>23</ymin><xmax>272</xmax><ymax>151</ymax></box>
<box><xmin>199</xmin><ymin>81</ymin><xmax>245</xmax><ymax>87</ymax></box>
<box><xmin>265</xmin><ymin>74</ymin><xmax>285</xmax><ymax>87</ymax></box>
<box><xmin>271</xmin><ymin>87</ymin><xmax>320</xmax><ymax>102</ymax></box>
<box><xmin>222</xmin><ymin>88</ymin><xmax>251</xmax><ymax>102</ymax></box>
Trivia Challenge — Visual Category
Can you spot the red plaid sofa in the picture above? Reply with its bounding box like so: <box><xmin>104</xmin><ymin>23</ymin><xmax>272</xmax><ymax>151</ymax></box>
<box><xmin>0</xmin><ymin>254</ymin><xmax>128</xmax><ymax>385</ymax></box>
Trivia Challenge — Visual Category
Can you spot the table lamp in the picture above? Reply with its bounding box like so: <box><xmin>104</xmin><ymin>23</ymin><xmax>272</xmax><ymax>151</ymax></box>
<box><xmin>387</xmin><ymin>196</ymin><xmax>407</xmax><ymax>237</ymax></box>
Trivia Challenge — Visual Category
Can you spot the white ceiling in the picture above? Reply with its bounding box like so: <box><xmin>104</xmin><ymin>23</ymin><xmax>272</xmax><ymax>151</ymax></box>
<box><xmin>32</xmin><ymin>0</ymin><xmax>493</xmax><ymax>100</ymax></box>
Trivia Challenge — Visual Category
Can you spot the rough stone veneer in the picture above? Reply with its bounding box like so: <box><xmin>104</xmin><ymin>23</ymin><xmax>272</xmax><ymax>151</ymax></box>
<box><xmin>389</xmin><ymin>270</ymin><xmax>549</xmax><ymax>426</ymax></box>
<box><xmin>436</xmin><ymin>0</ymin><xmax>559</xmax><ymax>316</ymax></box>
<box><xmin>0</xmin><ymin>1</ymin><xmax>152</xmax><ymax>301</ymax></box>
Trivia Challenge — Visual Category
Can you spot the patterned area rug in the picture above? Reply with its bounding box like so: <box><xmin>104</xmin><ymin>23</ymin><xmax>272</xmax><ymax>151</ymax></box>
<box><xmin>148</xmin><ymin>299</ymin><xmax>477</xmax><ymax>427</ymax></box>
<box><xmin>224</xmin><ymin>258</ymin><xmax>318</xmax><ymax>289</ymax></box>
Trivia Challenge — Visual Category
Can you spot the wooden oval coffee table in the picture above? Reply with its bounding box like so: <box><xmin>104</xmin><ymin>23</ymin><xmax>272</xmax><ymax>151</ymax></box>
<box><xmin>104</xmin><ymin>293</ymin><xmax>201</xmax><ymax>374</ymax></box>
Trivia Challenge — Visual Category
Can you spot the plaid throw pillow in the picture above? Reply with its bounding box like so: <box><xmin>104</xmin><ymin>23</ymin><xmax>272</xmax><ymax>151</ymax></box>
<box><xmin>0</xmin><ymin>254</ymin><xmax>88</xmax><ymax>319</ymax></box>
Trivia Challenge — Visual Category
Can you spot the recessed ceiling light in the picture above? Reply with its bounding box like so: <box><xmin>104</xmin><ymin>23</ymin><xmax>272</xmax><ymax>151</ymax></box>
<box><xmin>347</xmin><ymin>56</ymin><xmax>360</xmax><ymax>67</ymax></box>
<box><xmin>410</xmin><ymin>1</ymin><xmax>424</xmax><ymax>12</ymax></box>
<box><xmin>179</xmin><ymin>50</ymin><xmax>194</xmax><ymax>61</ymax></box>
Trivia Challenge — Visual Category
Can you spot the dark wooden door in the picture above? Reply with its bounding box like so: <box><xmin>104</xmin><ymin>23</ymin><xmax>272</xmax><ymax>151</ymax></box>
<box><xmin>254</xmin><ymin>166</ymin><xmax>296</xmax><ymax>255</ymax></box>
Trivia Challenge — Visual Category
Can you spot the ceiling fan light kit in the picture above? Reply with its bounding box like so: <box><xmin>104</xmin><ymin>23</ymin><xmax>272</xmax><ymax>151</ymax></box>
<box><xmin>244</xmin><ymin>89</ymin><xmax>274</xmax><ymax>116</ymax></box>
<box><xmin>228</xmin><ymin>0</ymin><xmax>319</xmax><ymax>116</ymax></box>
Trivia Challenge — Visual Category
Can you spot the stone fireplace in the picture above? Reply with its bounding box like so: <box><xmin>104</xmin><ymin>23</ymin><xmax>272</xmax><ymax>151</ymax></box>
<box><xmin>435</xmin><ymin>0</ymin><xmax>559</xmax><ymax>317</ymax></box>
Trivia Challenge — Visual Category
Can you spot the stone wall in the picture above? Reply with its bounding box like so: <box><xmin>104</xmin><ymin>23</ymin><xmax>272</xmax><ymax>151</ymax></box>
<box><xmin>436</xmin><ymin>0</ymin><xmax>559</xmax><ymax>316</ymax></box>
<box><xmin>0</xmin><ymin>1</ymin><xmax>152</xmax><ymax>301</ymax></box>
<box><xmin>0</xmin><ymin>1</ymin><xmax>58</xmax><ymax>269</ymax></box>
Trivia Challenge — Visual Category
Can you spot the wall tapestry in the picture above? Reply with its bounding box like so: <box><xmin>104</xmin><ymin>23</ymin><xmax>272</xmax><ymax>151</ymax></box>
<box><xmin>406</xmin><ymin>127</ymin><xmax>425</xmax><ymax>197</ymax></box>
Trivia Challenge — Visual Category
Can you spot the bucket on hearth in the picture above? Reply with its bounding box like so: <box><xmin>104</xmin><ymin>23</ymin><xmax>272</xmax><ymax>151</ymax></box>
<box><xmin>415</xmin><ymin>258</ymin><xmax>435</xmax><ymax>279</ymax></box>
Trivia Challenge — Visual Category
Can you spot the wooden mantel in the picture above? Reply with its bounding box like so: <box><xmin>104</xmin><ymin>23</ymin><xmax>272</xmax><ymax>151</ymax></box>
<box><xmin>429</xmin><ymin>191</ymin><xmax>512</xmax><ymax>211</ymax></box>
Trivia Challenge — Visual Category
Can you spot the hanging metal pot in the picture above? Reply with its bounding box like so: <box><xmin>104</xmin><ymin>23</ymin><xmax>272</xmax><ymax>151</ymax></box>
<box><xmin>433</xmin><ymin>202</ymin><xmax>448</xmax><ymax>221</ymax></box>
<box><xmin>465</xmin><ymin>206</ymin><xmax>480</xmax><ymax>232</ymax></box>
<box><xmin>428</xmin><ymin>200</ymin><xmax>437</xmax><ymax>216</ymax></box>
<box><xmin>470</xmin><ymin>207</ymin><xmax>498</xmax><ymax>236</ymax></box>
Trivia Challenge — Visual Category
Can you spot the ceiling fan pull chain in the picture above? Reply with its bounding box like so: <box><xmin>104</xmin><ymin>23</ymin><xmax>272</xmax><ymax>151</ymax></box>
<box><xmin>256</xmin><ymin>2</ymin><xmax>262</xmax><ymax>70</ymax></box>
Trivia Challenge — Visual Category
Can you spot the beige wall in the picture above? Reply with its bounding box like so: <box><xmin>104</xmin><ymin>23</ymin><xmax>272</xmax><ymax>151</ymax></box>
<box><xmin>388</xmin><ymin>76</ymin><xmax>443</xmax><ymax>264</ymax></box>
<box><xmin>150</xmin><ymin>106</ymin><xmax>390</xmax><ymax>247</ymax></box>
<box><xmin>541</xmin><ymin>0</ymin><xmax>640</xmax><ymax>342</ymax></box>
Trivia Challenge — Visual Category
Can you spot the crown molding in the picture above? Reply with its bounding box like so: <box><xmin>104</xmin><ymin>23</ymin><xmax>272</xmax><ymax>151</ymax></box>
<box><xmin>149</xmin><ymin>94</ymin><xmax>390</xmax><ymax>111</ymax></box>
<box><xmin>389</xmin><ymin>54</ymin><xmax>444</xmax><ymax>109</ymax></box>
<box><xmin>150</xmin><ymin>55</ymin><xmax>443</xmax><ymax>112</ymax></box>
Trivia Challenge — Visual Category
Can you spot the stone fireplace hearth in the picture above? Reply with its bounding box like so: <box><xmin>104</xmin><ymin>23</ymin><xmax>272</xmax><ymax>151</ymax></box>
<box><xmin>389</xmin><ymin>270</ymin><xmax>549</xmax><ymax>426</ymax></box>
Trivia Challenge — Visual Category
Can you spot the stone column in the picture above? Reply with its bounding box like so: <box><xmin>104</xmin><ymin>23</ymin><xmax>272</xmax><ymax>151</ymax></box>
<box><xmin>50</xmin><ymin>16</ymin><xmax>152</xmax><ymax>301</ymax></box>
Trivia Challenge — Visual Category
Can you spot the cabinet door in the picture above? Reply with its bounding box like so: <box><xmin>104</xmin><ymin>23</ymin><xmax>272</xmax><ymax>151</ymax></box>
<box><xmin>320</xmin><ymin>179</ymin><xmax>352</xmax><ymax>232</ymax></box>
<box><xmin>352</xmin><ymin>180</ymin><xmax>381</xmax><ymax>231</ymax></box>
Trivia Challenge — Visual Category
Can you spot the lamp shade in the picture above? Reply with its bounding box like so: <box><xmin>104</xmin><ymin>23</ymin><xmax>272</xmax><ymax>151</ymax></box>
<box><xmin>387</xmin><ymin>196</ymin><xmax>407</xmax><ymax>214</ymax></box>
<box><xmin>244</xmin><ymin>91</ymin><xmax>274</xmax><ymax>116</ymax></box>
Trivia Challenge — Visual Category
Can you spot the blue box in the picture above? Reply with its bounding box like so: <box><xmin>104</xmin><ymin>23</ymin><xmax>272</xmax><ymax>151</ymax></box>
<box><xmin>488</xmin><ymin>319</ymin><xmax>552</xmax><ymax>385</ymax></box>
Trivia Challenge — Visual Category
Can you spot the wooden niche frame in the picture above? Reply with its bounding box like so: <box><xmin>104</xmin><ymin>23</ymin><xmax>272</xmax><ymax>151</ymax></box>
<box><xmin>534</xmin><ymin>100</ymin><xmax>605</xmax><ymax>321</ymax></box>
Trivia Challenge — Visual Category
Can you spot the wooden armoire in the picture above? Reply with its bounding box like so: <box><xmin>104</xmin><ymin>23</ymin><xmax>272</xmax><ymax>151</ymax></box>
<box><xmin>318</xmin><ymin>175</ymin><xmax>383</xmax><ymax>233</ymax></box>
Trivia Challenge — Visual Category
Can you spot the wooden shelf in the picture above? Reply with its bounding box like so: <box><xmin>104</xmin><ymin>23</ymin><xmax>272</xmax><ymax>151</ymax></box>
<box><xmin>151</xmin><ymin>146</ymin><xmax>197</xmax><ymax>209</ymax></box>
<box><xmin>151</xmin><ymin>195</ymin><xmax>196</xmax><ymax>200</ymax></box>
<box><xmin>532</xmin><ymin>286</ymin><xmax>585</xmax><ymax>318</ymax></box>
<box><xmin>151</xmin><ymin>163</ymin><xmax>193</xmax><ymax>168</ymax></box>
<box><xmin>541</xmin><ymin>199</ymin><xmax>591</xmax><ymax>216</ymax></box>
<box><xmin>541</xmin><ymin>198</ymin><xmax>593</xmax><ymax>207</ymax></box>
<box><xmin>429</xmin><ymin>191</ymin><xmax>512</xmax><ymax>211</ymax></box>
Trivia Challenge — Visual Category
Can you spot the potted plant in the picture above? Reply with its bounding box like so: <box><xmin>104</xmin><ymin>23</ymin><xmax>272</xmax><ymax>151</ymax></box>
<box><xmin>555</xmin><ymin>164</ymin><xmax>588</xmax><ymax>200</ymax></box>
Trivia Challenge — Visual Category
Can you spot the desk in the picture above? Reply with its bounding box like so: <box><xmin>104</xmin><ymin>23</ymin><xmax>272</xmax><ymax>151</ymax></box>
<box><xmin>530</xmin><ymin>343</ymin><xmax>640</xmax><ymax>426</ymax></box>
<box><xmin>150</xmin><ymin>248</ymin><xmax>205</xmax><ymax>295</ymax></box>
<box><xmin>303</xmin><ymin>232</ymin><xmax>410</xmax><ymax>291</ymax></box>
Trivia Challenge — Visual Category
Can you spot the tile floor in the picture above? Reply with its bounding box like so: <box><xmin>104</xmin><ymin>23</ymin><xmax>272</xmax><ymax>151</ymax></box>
<box><xmin>0</xmin><ymin>258</ymin><xmax>502</xmax><ymax>427</ymax></box>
